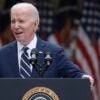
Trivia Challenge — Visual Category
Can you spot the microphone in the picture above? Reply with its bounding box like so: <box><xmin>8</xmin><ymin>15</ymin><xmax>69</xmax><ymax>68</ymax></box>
<box><xmin>30</xmin><ymin>48</ymin><xmax>52</xmax><ymax>77</ymax></box>
<box><xmin>44</xmin><ymin>49</ymin><xmax>52</xmax><ymax>67</ymax></box>
<box><xmin>30</xmin><ymin>48</ymin><xmax>38</xmax><ymax>66</ymax></box>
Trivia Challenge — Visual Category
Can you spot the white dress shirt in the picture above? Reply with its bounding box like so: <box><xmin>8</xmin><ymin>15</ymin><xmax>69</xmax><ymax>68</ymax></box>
<box><xmin>17</xmin><ymin>34</ymin><xmax>37</xmax><ymax>72</ymax></box>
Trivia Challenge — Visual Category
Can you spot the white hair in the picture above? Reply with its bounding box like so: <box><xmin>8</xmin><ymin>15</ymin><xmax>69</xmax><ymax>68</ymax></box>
<box><xmin>11</xmin><ymin>3</ymin><xmax>40</xmax><ymax>23</ymax></box>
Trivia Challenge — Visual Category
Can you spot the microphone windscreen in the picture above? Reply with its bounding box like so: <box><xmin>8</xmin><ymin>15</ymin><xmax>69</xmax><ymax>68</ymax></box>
<box><xmin>30</xmin><ymin>48</ymin><xmax>38</xmax><ymax>56</ymax></box>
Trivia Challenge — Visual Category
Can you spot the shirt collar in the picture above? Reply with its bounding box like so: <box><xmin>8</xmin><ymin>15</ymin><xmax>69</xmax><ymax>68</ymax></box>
<box><xmin>17</xmin><ymin>34</ymin><xmax>37</xmax><ymax>52</ymax></box>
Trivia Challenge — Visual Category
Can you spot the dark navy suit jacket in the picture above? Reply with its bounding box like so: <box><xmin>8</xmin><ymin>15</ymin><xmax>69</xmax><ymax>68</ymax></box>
<box><xmin>0</xmin><ymin>37</ymin><xmax>84</xmax><ymax>78</ymax></box>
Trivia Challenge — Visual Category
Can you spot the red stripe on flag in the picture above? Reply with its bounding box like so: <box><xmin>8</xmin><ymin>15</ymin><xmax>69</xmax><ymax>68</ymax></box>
<box><xmin>76</xmin><ymin>36</ymin><xmax>99</xmax><ymax>95</ymax></box>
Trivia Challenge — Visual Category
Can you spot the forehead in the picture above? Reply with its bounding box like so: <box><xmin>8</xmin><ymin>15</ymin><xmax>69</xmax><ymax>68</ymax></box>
<box><xmin>11</xmin><ymin>8</ymin><xmax>29</xmax><ymax>15</ymax></box>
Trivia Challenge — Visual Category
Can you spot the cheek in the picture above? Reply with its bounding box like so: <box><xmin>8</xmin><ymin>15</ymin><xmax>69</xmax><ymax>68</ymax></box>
<box><xmin>11</xmin><ymin>25</ymin><xmax>14</xmax><ymax>31</ymax></box>
<box><xmin>25</xmin><ymin>23</ymin><xmax>34</xmax><ymax>31</ymax></box>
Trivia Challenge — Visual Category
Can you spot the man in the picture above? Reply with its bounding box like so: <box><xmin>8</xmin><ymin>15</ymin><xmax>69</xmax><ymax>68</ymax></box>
<box><xmin>0</xmin><ymin>3</ymin><xmax>94</xmax><ymax>88</ymax></box>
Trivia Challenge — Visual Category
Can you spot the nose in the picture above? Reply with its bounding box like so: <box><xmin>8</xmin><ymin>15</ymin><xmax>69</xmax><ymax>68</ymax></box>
<box><xmin>14</xmin><ymin>22</ymin><xmax>19</xmax><ymax>29</ymax></box>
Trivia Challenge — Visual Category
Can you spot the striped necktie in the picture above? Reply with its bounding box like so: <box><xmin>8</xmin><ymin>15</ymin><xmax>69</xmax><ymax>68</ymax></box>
<box><xmin>20</xmin><ymin>47</ymin><xmax>32</xmax><ymax>78</ymax></box>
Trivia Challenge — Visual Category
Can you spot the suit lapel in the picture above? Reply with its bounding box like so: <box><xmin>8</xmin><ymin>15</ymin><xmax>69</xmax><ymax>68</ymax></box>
<box><xmin>36</xmin><ymin>37</ymin><xmax>46</xmax><ymax>51</ymax></box>
<box><xmin>36</xmin><ymin>37</ymin><xmax>46</xmax><ymax>64</ymax></box>
<box><xmin>31</xmin><ymin>37</ymin><xmax>46</xmax><ymax>77</ymax></box>
<box><xmin>7</xmin><ymin>41</ymin><xmax>20</xmax><ymax>77</ymax></box>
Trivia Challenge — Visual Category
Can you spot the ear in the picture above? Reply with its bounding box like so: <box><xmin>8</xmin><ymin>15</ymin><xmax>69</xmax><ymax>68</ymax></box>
<box><xmin>34</xmin><ymin>20</ymin><xmax>39</xmax><ymax>31</ymax></box>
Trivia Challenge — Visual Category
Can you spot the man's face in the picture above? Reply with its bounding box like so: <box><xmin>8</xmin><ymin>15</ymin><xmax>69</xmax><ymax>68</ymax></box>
<box><xmin>11</xmin><ymin>8</ymin><xmax>38</xmax><ymax>45</ymax></box>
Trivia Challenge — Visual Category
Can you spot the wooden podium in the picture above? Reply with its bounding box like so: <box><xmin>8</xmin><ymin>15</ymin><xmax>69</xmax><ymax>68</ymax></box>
<box><xmin>0</xmin><ymin>78</ymin><xmax>91</xmax><ymax>100</ymax></box>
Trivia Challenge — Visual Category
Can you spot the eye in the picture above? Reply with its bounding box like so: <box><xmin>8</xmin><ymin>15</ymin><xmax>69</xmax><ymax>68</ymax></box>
<box><xmin>19</xmin><ymin>20</ymin><xmax>24</xmax><ymax>23</ymax></box>
<box><xmin>11</xmin><ymin>19</ymin><xmax>15</xmax><ymax>24</ymax></box>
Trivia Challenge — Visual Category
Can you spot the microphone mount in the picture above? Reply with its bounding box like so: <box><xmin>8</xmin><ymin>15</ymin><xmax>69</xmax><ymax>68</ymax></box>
<box><xmin>30</xmin><ymin>49</ymin><xmax>52</xmax><ymax>77</ymax></box>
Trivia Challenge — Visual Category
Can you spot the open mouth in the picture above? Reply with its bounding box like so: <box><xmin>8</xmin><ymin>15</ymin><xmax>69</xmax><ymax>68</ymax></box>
<box><xmin>15</xmin><ymin>32</ymin><xmax>23</xmax><ymax>35</ymax></box>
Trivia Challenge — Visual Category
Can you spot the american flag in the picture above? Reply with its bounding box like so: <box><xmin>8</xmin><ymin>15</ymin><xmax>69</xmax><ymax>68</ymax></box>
<box><xmin>75</xmin><ymin>0</ymin><xmax>100</xmax><ymax>100</ymax></box>
<box><xmin>34</xmin><ymin>0</ymin><xmax>55</xmax><ymax>40</ymax></box>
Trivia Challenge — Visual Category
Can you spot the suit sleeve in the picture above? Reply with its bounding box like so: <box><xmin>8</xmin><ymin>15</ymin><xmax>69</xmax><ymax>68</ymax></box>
<box><xmin>56</xmin><ymin>47</ymin><xmax>84</xmax><ymax>78</ymax></box>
